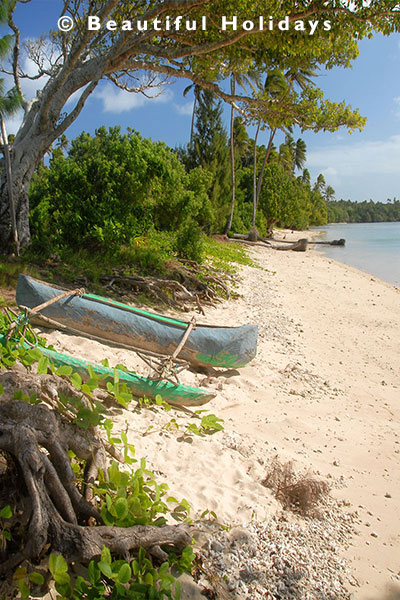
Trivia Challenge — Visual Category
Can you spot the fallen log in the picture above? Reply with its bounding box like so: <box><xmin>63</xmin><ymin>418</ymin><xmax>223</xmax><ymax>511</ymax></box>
<box><xmin>270</xmin><ymin>237</ymin><xmax>345</xmax><ymax>246</ymax></box>
<box><xmin>269</xmin><ymin>238</ymin><xmax>308</xmax><ymax>252</ymax></box>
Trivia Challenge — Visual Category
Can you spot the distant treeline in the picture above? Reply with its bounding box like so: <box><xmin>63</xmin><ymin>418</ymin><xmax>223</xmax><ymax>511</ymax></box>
<box><xmin>326</xmin><ymin>199</ymin><xmax>400</xmax><ymax>224</ymax></box>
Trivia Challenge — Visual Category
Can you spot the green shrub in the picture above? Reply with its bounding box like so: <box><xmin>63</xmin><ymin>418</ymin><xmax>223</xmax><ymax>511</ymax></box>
<box><xmin>175</xmin><ymin>219</ymin><xmax>203</xmax><ymax>263</ymax></box>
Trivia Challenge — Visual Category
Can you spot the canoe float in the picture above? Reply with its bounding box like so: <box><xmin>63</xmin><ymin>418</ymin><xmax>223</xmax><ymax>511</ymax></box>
<box><xmin>16</xmin><ymin>274</ymin><xmax>258</xmax><ymax>369</ymax></box>
<box><xmin>0</xmin><ymin>334</ymin><xmax>216</xmax><ymax>407</ymax></box>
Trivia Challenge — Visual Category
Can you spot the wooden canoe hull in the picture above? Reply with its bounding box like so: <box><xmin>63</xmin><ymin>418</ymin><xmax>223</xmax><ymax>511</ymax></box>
<box><xmin>0</xmin><ymin>334</ymin><xmax>216</xmax><ymax>406</ymax></box>
<box><xmin>16</xmin><ymin>275</ymin><xmax>258</xmax><ymax>369</ymax></box>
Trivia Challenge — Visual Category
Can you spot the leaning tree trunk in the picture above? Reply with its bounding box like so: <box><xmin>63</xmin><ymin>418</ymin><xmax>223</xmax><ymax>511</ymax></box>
<box><xmin>225</xmin><ymin>75</ymin><xmax>236</xmax><ymax>235</ymax></box>
<box><xmin>0</xmin><ymin>158</ymin><xmax>33</xmax><ymax>254</ymax></box>
<box><xmin>252</xmin><ymin>121</ymin><xmax>261</xmax><ymax>228</ymax></box>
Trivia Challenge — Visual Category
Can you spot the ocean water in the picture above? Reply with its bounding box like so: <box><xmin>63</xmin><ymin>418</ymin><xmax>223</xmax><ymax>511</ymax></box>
<box><xmin>312</xmin><ymin>222</ymin><xmax>400</xmax><ymax>287</ymax></box>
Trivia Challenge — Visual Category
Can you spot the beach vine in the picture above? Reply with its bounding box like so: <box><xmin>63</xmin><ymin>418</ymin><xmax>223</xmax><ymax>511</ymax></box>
<box><xmin>0</xmin><ymin>314</ymin><xmax>224</xmax><ymax>599</ymax></box>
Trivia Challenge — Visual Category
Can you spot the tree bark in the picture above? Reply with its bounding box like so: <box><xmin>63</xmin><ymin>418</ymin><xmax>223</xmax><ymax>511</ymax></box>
<box><xmin>225</xmin><ymin>75</ymin><xmax>236</xmax><ymax>235</ymax></box>
<box><xmin>0</xmin><ymin>59</ymin><xmax>100</xmax><ymax>254</ymax></box>
<box><xmin>0</xmin><ymin>118</ymin><xmax>19</xmax><ymax>255</ymax></box>
<box><xmin>0</xmin><ymin>387</ymin><xmax>191</xmax><ymax>579</ymax></box>
<box><xmin>252</xmin><ymin>121</ymin><xmax>261</xmax><ymax>228</ymax></box>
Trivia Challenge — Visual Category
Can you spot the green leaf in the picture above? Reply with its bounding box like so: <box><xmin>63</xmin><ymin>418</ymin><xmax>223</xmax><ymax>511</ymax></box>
<box><xmin>55</xmin><ymin>365</ymin><xmax>73</xmax><ymax>377</ymax></box>
<box><xmin>29</xmin><ymin>572</ymin><xmax>44</xmax><ymax>585</ymax></box>
<box><xmin>74</xmin><ymin>575</ymin><xmax>90</xmax><ymax>594</ymax></box>
<box><xmin>0</xmin><ymin>384</ymin><xmax>4</xmax><ymax>395</ymax></box>
<box><xmin>88</xmin><ymin>560</ymin><xmax>100</xmax><ymax>585</ymax></box>
<box><xmin>69</xmin><ymin>372</ymin><xmax>82</xmax><ymax>388</ymax></box>
<box><xmin>17</xmin><ymin>580</ymin><xmax>30</xmax><ymax>600</ymax></box>
<box><xmin>54</xmin><ymin>571</ymin><xmax>70</xmax><ymax>585</ymax></box>
<box><xmin>98</xmin><ymin>560</ymin><xmax>113</xmax><ymax>578</ymax></box>
<box><xmin>101</xmin><ymin>545</ymin><xmax>112</xmax><ymax>565</ymax></box>
<box><xmin>0</xmin><ymin>505</ymin><xmax>12</xmax><ymax>519</ymax></box>
<box><xmin>37</xmin><ymin>355</ymin><xmax>49</xmax><ymax>374</ymax></box>
<box><xmin>144</xmin><ymin>572</ymin><xmax>153</xmax><ymax>585</ymax></box>
<box><xmin>54</xmin><ymin>581</ymin><xmax>72</xmax><ymax>596</ymax></box>
<box><xmin>49</xmin><ymin>553</ymin><xmax>68</xmax><ymax>576</ymax></box>
<box><xmin>117</xmin><ymin>562</ymin><xmax>131</xmax><ymax>584</ymax></box>
<box><xmin>114</xmin><ymin>497</ymin><xmax>129</xmax><ymax>520</ymax></box>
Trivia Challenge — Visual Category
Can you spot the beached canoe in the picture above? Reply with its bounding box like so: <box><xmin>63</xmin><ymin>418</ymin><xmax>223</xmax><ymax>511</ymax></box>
<box><xmin>16</xmin><ymin>274</ymin><xmax>258</xmax><ymax>369</ymax></box>
<box><xmin>0</xmin><ymin>333</ymin><xmax>216</xmax><ymax>406</ymax></box>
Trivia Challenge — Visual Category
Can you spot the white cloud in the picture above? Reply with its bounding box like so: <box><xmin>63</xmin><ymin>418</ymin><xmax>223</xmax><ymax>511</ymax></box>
<box><xmin>320</xmin><ymin>166</ymin><xmax>340</xmax><ymax>187</ymax></box>
<box><xmin>307</xmin><ymin>134</ymin><xmax>400</xmax><ymax>177</ymax></box>
<box><xmin>4</xmin><ymin>113</ymin><xmax>24</xmax><ymax>136</ymax></box>
<box><xmin>174</xmin><ymin>101</ymin><xmax>194</xmax><ymax>116</ymax></box>
<box><xmin>95</xmin><ymin>83</ymin><xmax>173</xmax><ymax>114</ymax></box>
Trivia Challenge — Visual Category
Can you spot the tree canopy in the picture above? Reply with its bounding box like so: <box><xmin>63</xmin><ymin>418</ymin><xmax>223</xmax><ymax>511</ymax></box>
<box><xmin>0</xmin><ymin>0</ymin><xmax>400</xmax><ymax>252</ymax></box>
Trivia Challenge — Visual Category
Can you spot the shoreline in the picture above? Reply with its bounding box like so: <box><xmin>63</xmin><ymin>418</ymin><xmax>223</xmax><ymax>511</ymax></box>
<box><xmin>2</xmin><ymin>241</ymin><xmax>400</xmax><ymax>598</ymax></box>
<box><xmin>309</xmin><ymin>222</ymin><xmax>400</xmax><ymax>288</ymax></box>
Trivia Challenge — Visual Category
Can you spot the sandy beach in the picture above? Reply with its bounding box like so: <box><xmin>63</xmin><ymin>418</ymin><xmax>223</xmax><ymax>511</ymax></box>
<box><xmin>6</xmin><ymin>236</ymin><xmax>400</xmax><ymax>599</ymax></box>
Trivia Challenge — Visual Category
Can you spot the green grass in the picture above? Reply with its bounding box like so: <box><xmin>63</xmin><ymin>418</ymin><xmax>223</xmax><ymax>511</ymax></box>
<box><xmin>203</xmin><ymin>236</ymin><xmax>259</xmax><ymax>274</ymax></box>
<box><xmin>0</xmin><ymin>234</ymin><xmax>259</xmax><ymax>306</ymax></box>
<box><xmin>0</xmin><ymin>260</ymin><xmax>41</xmax><ymax>289</ymax></box>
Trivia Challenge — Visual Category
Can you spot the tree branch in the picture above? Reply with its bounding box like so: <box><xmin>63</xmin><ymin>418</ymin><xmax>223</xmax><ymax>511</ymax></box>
<box><xmin>52</xmin><ymin>79</ymin><xmax>99</xmax><ymax>138</ymax></box>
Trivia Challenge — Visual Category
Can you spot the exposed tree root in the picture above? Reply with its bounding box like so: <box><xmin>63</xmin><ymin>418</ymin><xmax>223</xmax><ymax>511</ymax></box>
<box><xmin>96</xmin><ymin>260</ymin><xmax>238</xmax><ymax>310</ymax></box>
<box><xmin>0</xmin><ymin>385</ymin><xmax>191</xmax><ymax>578</ymax></box>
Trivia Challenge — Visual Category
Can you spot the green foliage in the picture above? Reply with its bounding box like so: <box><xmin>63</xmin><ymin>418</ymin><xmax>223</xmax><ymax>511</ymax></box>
<box><xmin>95</xmin><ymin>457</ymin><xmax>192</xmax><ymax>528</ymax></box>
<box><xmin>179</xmin><ymin>90</ymin><xmax>231</xmax><ymax>232</ymax></box>
<box><xmin>203</xmin><ymin>236</ymin><xmax>259</xmax><ymax>273</ymax></box>
<box><xmin>160</xmin><ymin>411</ymin><xmax>224</xmax><ymax>440</ymax></box>
<box><xmin>29</xmin><ymin>127</ymin><xmax>211</xmax><ymax>255</ymax></box>
<box><xmin>0</xmin><ymin>504</ymin><xmax>13</xmax><ymax>554</ymax></box>
<box><xmin>175</xmin><ymin>219</ymin><xmax>204</xmax><ymax>262</ymax></box>
<box><xmin>326</xmin><ymin>198</ymin><xmax>400</xmax><ymax>223</ymax></box>
<box><xmin>0</xmin><ymin>328</ymin><xmax>202</xmax><ymax>599</ymax></box>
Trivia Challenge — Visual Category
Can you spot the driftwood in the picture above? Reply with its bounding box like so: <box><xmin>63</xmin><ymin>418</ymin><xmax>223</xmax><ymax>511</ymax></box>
<box><xmin>270</xmin><ymin>237</ymin><xmax>345</xmax><ymax>246</ymax></box>
<box><xmin>231</xmin><ymin>234</ymin><xmax>308</xmax><ymax>252</ymax></box>
<box><xmin>269</xmin><ymin>238</ymin><xmax>308</xmax><ymax>252</ymax></box>
<box><xmin>0</xmin><ymin>371</ymin><xmax>191</xmax><ymax>579</ymax></box>
<box><xmin>232</xmin><ymin>228</ymin><xmax>345</xmax><ymax>249</ymax></box>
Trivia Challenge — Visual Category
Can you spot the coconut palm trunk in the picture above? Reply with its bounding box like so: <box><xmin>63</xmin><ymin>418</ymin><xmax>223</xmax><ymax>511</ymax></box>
<box><xmin>225</xmin><ymin>74</ymin><xmax>236</xmax><ymax>235</ymax></box>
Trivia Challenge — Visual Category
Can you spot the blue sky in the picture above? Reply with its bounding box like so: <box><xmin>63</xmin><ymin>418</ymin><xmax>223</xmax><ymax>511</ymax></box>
<box><xmin>4</xmin><ymin>1</ymin><xmax>400</xmax><ymax>203</ymax></box>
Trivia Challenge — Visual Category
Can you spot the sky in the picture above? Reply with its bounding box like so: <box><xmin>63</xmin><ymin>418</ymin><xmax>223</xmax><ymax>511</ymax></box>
<box><xmin>3</xmin><ymin>1</ymin><xmax>400</xmax><ymax>203</ymax></box>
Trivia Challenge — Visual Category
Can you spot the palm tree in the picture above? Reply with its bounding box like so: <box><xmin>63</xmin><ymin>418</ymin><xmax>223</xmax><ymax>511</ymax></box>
<box><xmin>183</xmin><ymin>83</ymin><xmax>207</xmax><ymax>153</ymax></box>
<box><xmin>314</xmin><ymin>173</ymin><xmax>326</xmax><ymax>195</ymax></box>
<box><xmin>325</xmin><ymin>185</ymin><xmax>335</xmax><ymax>202</ymax></box>
<box><xmin>225</xmin><ymin>69</ymin><xmax>260</xmax><ymax>234</ymax></box>
<box><xmin>279</xmin><ymin>135</ymin><xmax>307</xmax><ymax>175</ymax></box>
<box><xmin>293</xmin><ymin>138</ymin><xmax>307</xmax><ymax>172</ymax></box>
<box><xmin>56</xmin><ymin>134</ymin><xmax>69</xmax><ymax>154</ymax></box>
<box><xmin>251</xmin><ymin>64</ymin><xmax>317</xmax><ymax>228</ymax></box>
<box><xmin>252</xmin><ymin>70</ymin><xmax>288</xmax><ymax>227</ymax></box>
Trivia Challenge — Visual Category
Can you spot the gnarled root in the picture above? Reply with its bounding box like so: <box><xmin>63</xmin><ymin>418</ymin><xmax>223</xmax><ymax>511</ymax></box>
<box><xmin>0</xmin><ymin>399</ymin><xmax>191</xmax><ymax>576</ymax></box>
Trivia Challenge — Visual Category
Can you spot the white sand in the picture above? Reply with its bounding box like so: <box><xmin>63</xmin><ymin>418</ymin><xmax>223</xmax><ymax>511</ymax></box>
<box><xmin>40</xmin><ymin>237</ymin><xmax>400</xmax><ymax>599</ymax></box>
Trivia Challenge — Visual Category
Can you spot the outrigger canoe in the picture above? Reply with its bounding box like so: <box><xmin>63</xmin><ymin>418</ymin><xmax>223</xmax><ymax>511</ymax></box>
<box><xmin>16</xmin><ymin>274</ymin><xmax>258</xmax><ymax>369</ymax></box>
<box><xmin>0</xmin><ymin>334</ymin><xmax>215</xmax><ymax>407</ymax></box>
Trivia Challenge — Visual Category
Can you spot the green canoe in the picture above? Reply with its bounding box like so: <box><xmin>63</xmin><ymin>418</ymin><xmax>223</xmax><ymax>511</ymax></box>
<box><xmin>0</xmin><ymin>334</ymin><xmax>216</xmax><ymax>407</ymax></box>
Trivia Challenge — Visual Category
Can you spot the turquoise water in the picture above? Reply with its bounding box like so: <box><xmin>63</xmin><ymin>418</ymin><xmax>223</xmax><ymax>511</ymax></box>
<box><xmin>313</xmin><ymin>222</ymin><xmax>400</xmax><ymax>287</ymax></box>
